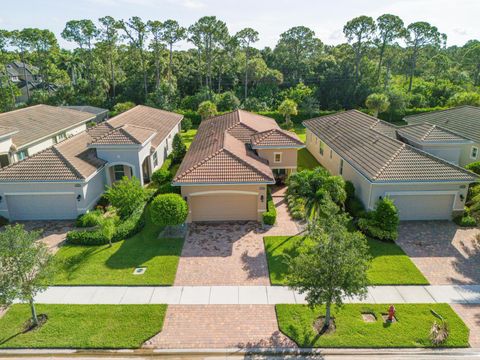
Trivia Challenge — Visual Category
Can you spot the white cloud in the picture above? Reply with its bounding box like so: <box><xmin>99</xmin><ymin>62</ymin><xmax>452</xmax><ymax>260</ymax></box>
<box><xmin>181</xmin><ymin>0</ymin><xmax>205</xmax><ymax>9</ymax></box>
<box><xmin>453</xmin><ymin>28</ymin><xmax>467</xmax><ymax>36</ymax></box>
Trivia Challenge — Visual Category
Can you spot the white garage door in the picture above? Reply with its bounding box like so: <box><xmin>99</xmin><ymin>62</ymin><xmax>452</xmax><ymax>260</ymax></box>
<box><xmin>389</xmin><ymin>193</ymin><xmax>455</xmax><ymax>221</ymax></box>
<box><xmin>7</xmin><ymin>194</ymin><xmax>78</xmax><ymax>220</ymax></box>
<box><xmin>190</xmin><ymin>193</ymin><xmax>258</xmax><ymax>222</ymax></box>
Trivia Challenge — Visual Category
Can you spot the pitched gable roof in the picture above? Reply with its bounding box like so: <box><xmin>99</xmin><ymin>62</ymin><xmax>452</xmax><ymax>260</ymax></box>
<box><xmin>173</xmin><ymin>110</ymin><xmax>279</xmax><ymax>184</ymax></box>
<box><xmin>405</xmin><ymin>106</ymin><xmax>480</xmax><ymax>143</ymax></box>
<box><xmin>250</xmin><ymin>128</ymin><xmax>304</xmax><ymax>148</ymax></box>
<box><xmin>397</xmin><ymin>123</ymin><xmax>471</xmax><ymax>143</ymax></box>
<box><xmin>303</xmin><ymin>110</ymin><xmax>477</xmax><ymax>183</ymax></box>
<box><xmin>89</xmin><ymin>124</ymin><xmax>156</xmax><ymax>146</ymax></box>
<box><xmin>0</xmin><ymin>105</ymin><xmax>95</xmax><ymax>148</ymax></box>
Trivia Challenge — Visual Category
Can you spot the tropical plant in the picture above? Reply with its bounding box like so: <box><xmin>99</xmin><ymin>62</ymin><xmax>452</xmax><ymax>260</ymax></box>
<box><xmin>171</xmin><ymin>133</ymin><xmax>186</xmax><ymax>163</ymax></box>
<box><xmin>278</xmin><ymin>99</ymin><xmax>298</xmax><ymax>127</ymax></box>
<box><xmin>365</xmin><ymin>93</ymin><xmax>390</xmax><ymax>117</ymax></box>
<box><xmin>150</xmin><ymin>193</ymin><xmax>188</xmax><ymax>226</ymax></box>
<box><xmin>198</xmin><ymin>100</ymin><xmax>217</xmax><ymax>120</ymax></box>
<box><xmin>104</xmin><ymin>176</ymin><xmax>147</xmax><ymax>218</ymax></box>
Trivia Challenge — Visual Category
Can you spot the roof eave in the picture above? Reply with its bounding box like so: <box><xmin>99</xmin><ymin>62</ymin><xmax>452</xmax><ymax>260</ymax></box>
<box><xmin>172</xmin><ymin>180</ymin><xmax>276</xmax><ymax>186</ymax></box>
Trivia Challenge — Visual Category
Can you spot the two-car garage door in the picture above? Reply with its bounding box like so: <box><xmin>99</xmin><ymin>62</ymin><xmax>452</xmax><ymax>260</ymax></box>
<box><xmin>6</xmin><ymin>194</ymin><xmax>78</xmax><ymax>221</ymax></box>
<box><xmin>388</xmin><ymin>193</ymin><xmax>455</xmax><ymax>221</ymax></box>
<box><xmin>190</xmin><ymin>193</ymin><xmax>258</xmax><ymax>222</ymax></box>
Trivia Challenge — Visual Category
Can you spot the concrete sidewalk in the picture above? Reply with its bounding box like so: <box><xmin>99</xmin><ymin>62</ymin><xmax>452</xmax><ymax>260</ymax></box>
<box><xmin>32</xmin><ymin>284</ymin><xmax>480</xmax><ymax>305</ymax></box>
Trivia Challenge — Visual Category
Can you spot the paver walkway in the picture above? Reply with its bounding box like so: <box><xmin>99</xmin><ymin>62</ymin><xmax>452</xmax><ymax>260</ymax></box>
<box><xmin>451</xmin><ymin>304</ymin><xmax>480</xmax><ymax>347</ymax></box>
<box><xmin>143</xmin><ymin>305</ymin><xmax>295</xmax><ymax>349</ymax></box>
<box><xmin>397</xmin><ymin>221</ymin><xmax>480</xmax><ymax>285</ymax></box>
<box><xmin>34</xmin><ymin>285</ymin><xmax>480</xmax><ymax>305</ymax></box>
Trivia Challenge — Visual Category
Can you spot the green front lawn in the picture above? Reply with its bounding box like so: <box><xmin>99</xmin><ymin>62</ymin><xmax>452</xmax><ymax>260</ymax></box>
<box><xmin>276</xmin><ymin>304</ymin><xmax>469</xmax><ymax>348</ymax></box>
<box><xmin>264</xmin><ymin>236</ymin><xmax>428</xmax><ymax>285</ymax></box>
<box><xmin>51</xmin><ymin>210</ymin><xmax>184</xmax><ymax>285</ymax></box>
<box><xmin>181</xmin><ymin>129</ymin><xmax>197</xmax><ymax>149</ymax></box>
<box><xmin>298</xmin><ymin>148</ymin><xmax>320</xmax><ymax>171</ymax></box>
<box><xmin>0</xmin><ymin>304</ymin><xmax>166</xmax><ymax>349</ymax></box>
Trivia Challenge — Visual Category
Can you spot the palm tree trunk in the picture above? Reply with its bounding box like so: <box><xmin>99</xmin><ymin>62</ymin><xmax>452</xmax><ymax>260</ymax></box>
<box><xmin>29</xmin><ymin>298</ymin><xmax>38</xmax><ymax>327</ymax></box>
<box><xmin>168</xmin><ymin>43</ymin><xmax>173</xmax><ymax>83</ymax></box>
<box><xmin>110</xmin><ymin>53</ymin><xmax>116</xmax><ymax>102</ymax></box>
<box><xmin>244</xmin><ymin>48</ymin><xmax>248</xmax><ymax>100</ymax></box>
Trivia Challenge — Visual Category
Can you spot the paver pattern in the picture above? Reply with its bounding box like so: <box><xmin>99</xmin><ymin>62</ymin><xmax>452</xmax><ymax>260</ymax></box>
<box><xmin>265</xmin><ymin>186</ymin><xmax>303</xmax><ymax>236</ymax></box>
<box><xmin>19</xmin><ymin>220</ymin><xmax>75</xmax><ymax>253</ymax></box>
<box><xmin>396</xmin><ymin>221</ymin><xmax>480</xmax><ymax>285</ymax></box>
<box><xmin>451</xmin><ymin>304</ymin><xmax>480</xmax><ymax>347</ymax></box>
<box><xmin>143</xmin><ymin>305</ymin><xmax>296</xmax><ymax>349</ymax></box>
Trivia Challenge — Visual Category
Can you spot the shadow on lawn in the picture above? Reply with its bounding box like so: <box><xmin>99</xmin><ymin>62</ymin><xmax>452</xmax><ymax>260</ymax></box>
<box><xmin>61</xmin><ymin>247</ymin><xmax>104</xmax><ymax>279</ymax></box>
<box><xmin>266</xmin><ymin>236</ymin><xmax>306</xmax><ymax>280</ymax></box>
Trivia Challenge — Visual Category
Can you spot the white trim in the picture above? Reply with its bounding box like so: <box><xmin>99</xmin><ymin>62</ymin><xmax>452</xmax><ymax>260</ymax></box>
<box><xmin>273</xmin><ymin>152</ymin><xmax>282</xmax><ymax>163</ymax></box>
<box><xmin>470</xmin><ymin>146</ymin><xmax>478</xmax><ymax>160</ymax></box>
<box><xmin>385</xmin><ymin>190</ymin><xmax>461</xmax><ymax>212</ymax></box>
<box><xmin>189</xmin><ymin>190</ymin><xmax>258</xmax><ymax>197</ymax></box>
<box><xmin>173</xmin><ymin>181</ymin><xmax>275</xmax><ymax>186</ymax></box>
<box><xmin>4</xmin><ymin>192</ymin><xmax>75</xmax><ymax>196</ymax></box>
<box><xmin>270</xmin><ymin>166</ymin><xmax>297</xmax><ymax>169</ymax></box>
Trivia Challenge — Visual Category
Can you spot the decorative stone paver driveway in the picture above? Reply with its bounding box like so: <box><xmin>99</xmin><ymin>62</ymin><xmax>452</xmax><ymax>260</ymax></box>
<box><xmin>396</xmin><ymin>221</ymin><xmax>480</xmax><ymax>285</ymax></box>
<box><xmin>143</xmin><ymin>305</ymin><xmax>295</xmax><ymax>349</ymax></box>
<box><xmin>451</xmin><ymin>304</ymin><xmax>480</xmax><ymax>347</ymax></box>
<box><xmin>19</xmin><ymin>220</ymin><xmax>75</xmax><ymax>253</ymax></box>
<box><xmin>174</xmin><ymin>222</ymin><xmax>270</xmax><ymax>285</ymax></box>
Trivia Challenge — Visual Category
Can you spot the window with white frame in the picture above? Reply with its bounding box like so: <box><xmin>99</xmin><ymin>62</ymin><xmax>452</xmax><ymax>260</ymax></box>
<box><xmin>56</xmin><ymin>132</ymin><xmax>67</xmax><ymax>143</ymax></box>
<box><xmin>319</xmin><ymin>140</ymin><xmax>325</xmax><ymax>156</ymax></box>
<box><xmin>471</xmin><ymin>146</ymin><xmax>478</xmax><ymax>160</ymax></box>
<box><xmin>153</xmin><ymin>151</ymin><xmax>158</xmax><ymax>167</ymax></box>
<box><xmin>339</xmin><ymin>159</ymin><xmax>344</xmax><ymax>175</ymax></box>
<box><xmin>274</xmin><ymin>152</ymin><xmax>282</xmax><ymax>163</ymax></box>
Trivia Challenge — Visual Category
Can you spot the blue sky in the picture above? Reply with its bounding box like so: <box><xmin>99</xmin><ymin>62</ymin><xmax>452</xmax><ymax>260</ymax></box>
<box><xmin>1</xmin><ymin>0</ymin><xmax>478</xmax><ymax>49</ymax></box>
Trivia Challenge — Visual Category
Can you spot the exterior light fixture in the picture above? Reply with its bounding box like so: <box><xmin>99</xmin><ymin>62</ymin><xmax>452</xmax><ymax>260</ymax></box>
<box><xmin>76</xmin><ymin>195</ymin><xmax>82</xmax><ymax>202</ymax></box>
<box><xmin>260</xmin><ymin>195</ymin><xmax>264</xmax><ymax>202</ymax></box>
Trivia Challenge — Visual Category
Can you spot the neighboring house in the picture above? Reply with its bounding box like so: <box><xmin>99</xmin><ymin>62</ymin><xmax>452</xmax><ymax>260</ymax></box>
<box><xmin>62</xmin><ymin>105</ymin><xmax>109</xmax><ymax>123</ymax></box>
<box><xmin>173</xmin><ymin>110</ymin><xmax>304</xmax><ymax>222</ymax></box>
<box><xmin>0</xmin><ymin>105</ymin><xmax>96</xmax><ymax>167</ymax></box>
<box><xmin>404</xmin><ymin>106</ymin><xmax>480</xmax><ymax>166</ymax></box>
<box><xmin>0</xmin><ymin>105</ymin><xmax>182</xmax><ymax>221</ymax></box>
<box><xmin>304</xmin><ymin>110</ymin><xmax>477</xmax><ymax>221</ymax></box>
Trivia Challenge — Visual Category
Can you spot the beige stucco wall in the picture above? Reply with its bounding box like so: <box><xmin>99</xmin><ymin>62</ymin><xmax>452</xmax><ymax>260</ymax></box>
<box><xmin>256</xmin><ymin>148</ymin><xmax>298</xmax><ymax>169</ymax></box>
<box><xmin>180</xmin><ymin>184</ymin><xmax>268</xmax><ymax>223</ymax></box>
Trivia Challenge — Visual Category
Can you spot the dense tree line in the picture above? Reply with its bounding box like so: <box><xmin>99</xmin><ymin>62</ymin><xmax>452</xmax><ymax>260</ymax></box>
<box><xmin>1</xmin><ymin>14</ymin><xmax>479</xmax><ymax>118</ymax></box>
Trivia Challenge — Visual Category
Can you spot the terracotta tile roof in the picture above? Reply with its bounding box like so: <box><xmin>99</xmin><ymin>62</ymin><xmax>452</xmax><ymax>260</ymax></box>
<box><xmin>250</xmin><ymin>128</ymin><xmax>304</xmax><ymax>148</ymax></box>
<box><xmin>0</xmin><ymin>106</ymin><xmax>181</xmax><ymax>182</ymax></box>
<box><xmin>405</xmin><ymin>106</ymin><xmax>480</xmax><ymax>143</ymax></box>
<box><xmin>0</xmin><ymin>104</ymin><xmax>95</xmax><ymax>148</ymax></box>
<box><xmin>304</xmin><ymin>110</ymin><xmax>477</xmax><ymax>183</ymax></box>
<box><xmin>107</xmin><ymin>105</ymin><xmax>182</xmax><ymax>147</ymax></box>
<box><xmin>174</xmin><ymin>110</ymin><xmax>278</xmax><ymax>184</ymax></box>
<box><xmin>397</xmin><ymin>123</ymin><xmax>471</xmax><ymax>143</ymax></box>
<box><xmin>89</xmin><ymin>124</ymin><xmax>157</xmax><ymax>145</ymax></box>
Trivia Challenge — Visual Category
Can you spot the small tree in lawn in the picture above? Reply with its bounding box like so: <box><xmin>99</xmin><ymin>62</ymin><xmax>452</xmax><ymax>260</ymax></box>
<box><xmin>104</xmin><ymin>176</ymin><xmax>147</xmax><ymax>219</ymax></box>
<box><xmin>278</xmin><ymin>99</ymin><xmax>298</xmax><ymax>127</ymax></box>
<box><xmin>287</xmin><ymin>217</ymin><xmax>370</xmax><ymax>332</ymax></box>
<box><xmin>198</xmin><ymin>100</ymin><xmax>217</xmax><ymax>120</ymax></box>
<box><xmin>365</xmin><ymin>93</ymin><xmax>390</xmax><ymax>118</ymax></box>
<box><xmin>0</xmin><ymin>224</ymin><xmax>55</xmax><ymax>327</ymax></box>
<box><xmin>150</xmin><ymin>193</ymin><xmax>188</xmax><ymax>226</ymax></box>
<box><xmin>172</xmin><ymin>133</ymin><xmax>186</xmax><ymax>163</ymax></box>
<box><xmin>99</xmin><ymin>212</ymin><xmax>118</xmax><ymax>247</ymax></box>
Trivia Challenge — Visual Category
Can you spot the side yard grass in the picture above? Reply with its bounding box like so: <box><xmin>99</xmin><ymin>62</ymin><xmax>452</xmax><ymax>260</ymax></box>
<box><xmin>51</xmin><ymin>207</ymin><xmax>184</xmax><ymax>285</ymax></box>
<box><xmin>276</xmin><ymin>303</ymin><xmax>469</xmax><ymax>348</ymax></box>
<box><xmin>264</xmin><ymin>236</ymin><xmax>428</xmax><ymax>285</ymax></box>
<box><xmin>298</xmin><ymin>148</ymin><xmax>320</xmax><ymax>171</ymax></box>
<box><xmin>0</xmin><ymin>304</ymin><xmax>166</xmax><ymax>349</ymax></box>
<box><xmin>181</xmin><ymin>129</ymin><xmax>197</xmax><ymax>149</ymax></box>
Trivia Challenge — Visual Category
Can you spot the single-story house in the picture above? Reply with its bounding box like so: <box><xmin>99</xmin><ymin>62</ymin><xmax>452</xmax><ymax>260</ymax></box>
<box><xmin>62</xmin><ymin>105</ymin><xmax>109</xmax><ymax>123</ymax></box>
<box><xmin>0</xmin><ymin>105</ymin><xmax>97</xmax><ymax>167</ymax></box>
<box><xmin>303</xmin><ymin>110</ymin><xmax>477</xmax><ymax>221</ymax></box>
<box><xmin>404</xmin><ymin>105</ymin><xmax>480</xmax><ymax>166</ymax></box>
<box><xmin>0</xmin><ymin>105</ymin><xmax>183</xmax><ymax>221</ymax></box>
<box><xmin>173</xmin><ymin>110</ymin><xmax>304</xmax><ymax>222</ymax></box>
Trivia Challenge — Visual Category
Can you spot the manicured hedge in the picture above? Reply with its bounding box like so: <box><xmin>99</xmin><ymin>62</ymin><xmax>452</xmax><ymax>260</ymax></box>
<box><xmin>66</xmin><ymin>205</ymin><xmax>146</xmax><ymax>246</ymax></box>
<box><xmin>262</xmin><ymin>190</ymin><xmax>277</xmax><ymax>225</ymax></box>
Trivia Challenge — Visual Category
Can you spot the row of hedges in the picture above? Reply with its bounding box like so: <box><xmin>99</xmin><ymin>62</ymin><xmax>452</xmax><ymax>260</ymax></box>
<box><xmin>66</xmin><ymin>204</ymin><xmax>146</xmax><ymax>245</ymax></box>
<box><xmin>262</xmin><ymin>190</ymin><xmax>277</xmax><ymax>225</ymax></box>
<box><xmin>453</xmin><ymin>161</ymin><xmax>480</xmax><ymax>227</ymax></box>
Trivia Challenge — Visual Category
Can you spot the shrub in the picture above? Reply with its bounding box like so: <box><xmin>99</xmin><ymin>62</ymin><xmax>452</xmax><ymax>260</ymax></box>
<box><xmin>96</xmin><ymin>195</ymin><xmax>110</xmax><ymax>209</ymax></box>
<box><xmin>157</xmin><ymin>182</ymin><xmax>180</xmax><ymax>194</ymax></box>
<box><xmin>75</xmin><ymin>210</ymin><xmax>103</xmax><ymax>228</ymax></box>
<box><xmin>216</xmin><ymin>91</ymin><xmax>240</xmax><ymax>111</ymax></box>
<box><xmin>344</xmin><ymin>181</ymin><xmax>355</xmax><ymax>201</ymax></box>
<box><xmin>181</xmin><ymin>117</ymin><xmax>192</xmax><ymax>132</ymax></box>
<box><xmin>453</xmin><ymin>214</ymin><xmax>477</xmax><ymax>227</ymax></box>
<box><xmin>151</xmin><ymin>168</ymin><xmax>172</xmax><ymax>186</ymax></box>
<box><xmin>358</xmin><ymin>197</ymin><xmax>399</xmax><ymax>241</ymax></box>
<box><xmin>346</xmin><ymin>197</ymin><xmax>366</xmax><ymax>218</ymax></box>
<box><xmin>104</xmin><ymin>176</ymin><xmax>147</xmax><ymax>219</ymax></box>
<box><xmin>150</xmin><ymin>193</ymin><xmax>188</xmax><ymax>226</ymax></box>
<box><xmin>172</xmin><ymin>133</ymin><xmax>186</xmax><ymax>163</ymax></box>
<box><xmin>66</xmin><ymin>205</ymin><xmax>145</xmax><ymax>245</ymax></box>
<box><xmin>112</xmin><ymin>101</ymin><xmax>135</xmax><ymax>116</ymax></box>
<box><xmin>466</xmin><ymin>161</ymin><xmax>480</xmax><ymax>175</ymax></box>
<box><xmin>198</xmin><ymin>101</ymin><xmax>217</xmax><ymax>120</ymax></box>
<box><xmin>262</xmin><ymin>190</ymin><xmax>277</xmax><ymax>225</ymax></box>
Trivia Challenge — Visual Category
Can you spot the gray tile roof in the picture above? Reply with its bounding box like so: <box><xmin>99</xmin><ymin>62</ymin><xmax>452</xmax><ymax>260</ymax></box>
<box><xmin>397</xmin><ymin>123</ymin><xmax>471</xmax><ymax>143</ymax></box>
<box><xmin>0</xmin><ymin>105</ymin><xmax>95</xmax><ymax>149</ymax></box>
<box><xmin>303</xmin><ymin>110</ymin><xmax>477</xmax><ymax>183</ymax></box>
<box><xmin>405</xmin><ymin>106</ymin><xmax>480</xmax><ymax>143</ymax></box>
